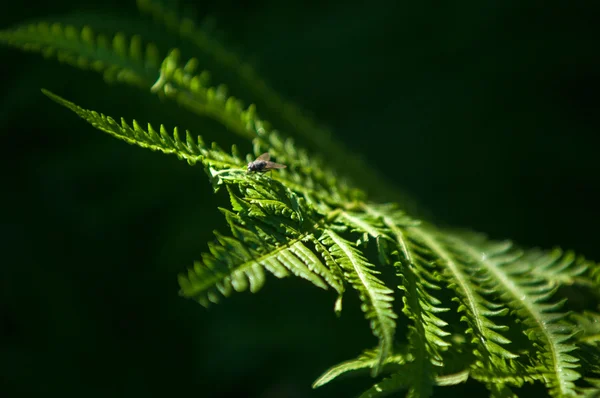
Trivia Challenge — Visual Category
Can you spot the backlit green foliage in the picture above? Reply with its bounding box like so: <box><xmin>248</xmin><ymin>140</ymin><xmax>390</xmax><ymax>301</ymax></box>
<box><xmin>2</xmin><ymin>1</ymin><xmax>599</xmax><ymax>396</ymax></box>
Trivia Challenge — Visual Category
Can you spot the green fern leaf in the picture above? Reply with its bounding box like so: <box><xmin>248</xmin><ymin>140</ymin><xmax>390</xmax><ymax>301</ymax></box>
<box><xmin>407</xmin><ymin>226</ymin><xmax>519</xmax><ymax>374</ymax></box>
<box><xmin>5</xmin><ymin>6</ymin><xmax>595</xmax><ymax>391</ymax></box>
<box><xmin>41</xmin><ymin>89</ymin><xmax>207</xmax><ymax>164</ymax></box>
<box><xmin>0</xmin><ymin>22</ymin><xmax>160</xmax><ymax>87</ymax></box>
<box><xmin>320</xmin><ymin>230</ymin><xmax>397</xmax><ymax>376</ymax></box>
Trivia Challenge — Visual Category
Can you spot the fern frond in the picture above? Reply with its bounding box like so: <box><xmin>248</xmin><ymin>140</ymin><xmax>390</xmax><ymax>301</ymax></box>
<box><xmin>397</xmin><ymin>225</ymin><xmax>524</xmax><ymax>384</ymax></box>
<box><xmin>454</xmin><ymin>233</ymin><xmax>582</xmax><ymax>397</ymax></box>
<box><xmin>41</xmin><ymin>89</ymin><xmax>207</xmax><ymax>164</ymax></box>
<box><xmin>0</xmin><ymin>22</ymin><xmax>160</xmax><ymax>87</ymax></box>
<box><xmin>401</xmin><ymin>226</ymin><xmax>524</xmax><ymax>395</ymax></box>
<box><xmin>320</xmin><ymin>230</ymin><xmax>397</xmax><ymax>376</ymax></box>
<box><xmin>397</xmin><ymin>262</ymin><xmax>449</xmax><ymax>397</ymax></box>
<box><xmin>10</xmin><ymin>5</ymin><xmax>597</xmax><ymax>393</ymax></box>
<box><xmin>362</xmin><ymin>206</ymin><xmax>451</xmax><ymax>385</ymax></box>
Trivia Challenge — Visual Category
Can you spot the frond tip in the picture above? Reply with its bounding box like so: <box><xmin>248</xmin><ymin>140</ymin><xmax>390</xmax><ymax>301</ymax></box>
<box><xmin>41</xmin><ymin>89</ymin><xmax>207</xmax><ymax>166</ymax></box>
<box><xmin>0</xmin><ymin>23</ymin><xmax>161</xmax><ymax>87</ymax></box>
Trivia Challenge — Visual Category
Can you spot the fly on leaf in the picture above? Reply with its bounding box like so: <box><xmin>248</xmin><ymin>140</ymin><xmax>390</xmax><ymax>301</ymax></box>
<box><xmin>247</xmin><ymin>153</ymin><xmax>287</xmax><ymax>173</ymax></box>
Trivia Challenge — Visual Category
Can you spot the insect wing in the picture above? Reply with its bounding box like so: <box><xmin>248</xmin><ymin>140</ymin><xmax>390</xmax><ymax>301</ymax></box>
<box><xmin>255</xmin><ymin>153</ymin><xmax>270</xmax><ymax>161</ymax></box>
<box><xmin>263</xmin><ymin>161</ymin><xmax>287</xmax><ymax>170</ymax></box>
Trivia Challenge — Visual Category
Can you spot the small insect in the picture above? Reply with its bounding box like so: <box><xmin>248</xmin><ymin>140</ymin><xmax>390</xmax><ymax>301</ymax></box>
<box><xmin>247</xmin><ymin>153</ymin><xmax>287</xmax><ymax>173</ymax></box>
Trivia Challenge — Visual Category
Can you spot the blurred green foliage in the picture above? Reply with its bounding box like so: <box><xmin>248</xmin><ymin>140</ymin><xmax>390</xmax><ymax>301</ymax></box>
<box><xmin>1</xmin><ymin>0</ymin><xmax>599</xmax><ymax>397</ymax></box>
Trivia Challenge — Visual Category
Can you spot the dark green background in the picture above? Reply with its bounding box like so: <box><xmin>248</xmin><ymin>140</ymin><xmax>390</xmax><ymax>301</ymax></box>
<box><xmin>1</xmin><ymin>1</ymin><xmax>599</xmax><ymax>397</ymax></box>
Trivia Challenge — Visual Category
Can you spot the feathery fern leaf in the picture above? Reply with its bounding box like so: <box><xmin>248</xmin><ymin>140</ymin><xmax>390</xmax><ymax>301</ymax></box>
<box><xmin>321</xmin><ymin>230</ymin><xmax>397</xmax><ymax>376</ymax></box>
<box><xmin>409</xmin><ymin>226</ymin><xmax>519</xmax><ymax>367</ymax></box>
<box><xmin>37</xmin><ymin>78</ymin><xmax>598</xmax><ymax>398</ymax></box>
<box><xmin>5</xmin><ymin>4</ymin><xmax>599</xmax><ymax>395</ymax></box>
<box><xmin>0</xmin><ymin>22</ymin><xmax>160</xmax><ymax>87</ymax></box>
<box><xmin>359</xmin><ymin>204</ymin><xmax>452</xmax><ymax>397</ymax></box>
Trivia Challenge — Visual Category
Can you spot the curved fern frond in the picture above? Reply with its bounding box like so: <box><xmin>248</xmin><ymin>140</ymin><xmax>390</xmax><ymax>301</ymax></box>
<box><xmin>360</xmin><ymin>204</ymin><xmax>451</xmax><ymax>397</ymax></box>
<box><xmin>320</xmin><ymin>230</ymin><xmax>397</xmax><ymax>376</ymax></box>
<box><xmin>41</xmin><ymin>89</ymin><xmax>207</xmax><ymax>163</ymax></box>
<box><xmin>9</xmin><ymin>4</ymin><xmax>596</xmax><ymax>391</ymax></box>
<box><xmin>414</xmin><ymin>226</ymin><xmax>518</xmax><ymax>361</ymax></box>
<box><xmin>0</xmin><ymin>22</ymin><xmax>161</xmax><ymax>87</ymax></box>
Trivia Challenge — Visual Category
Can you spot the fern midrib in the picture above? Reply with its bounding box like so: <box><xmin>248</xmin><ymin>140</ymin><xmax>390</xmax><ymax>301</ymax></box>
<box><xmin>325</xmin><ymin>230</ymin><xmax>394</xmax><ymax>358</ymax></box>
<box><xmin>456</xmin><ymin>237</ymin><xmax>574</xmax><ymax>395</ymax></box>
<box><xmin>326</xmin><ymin>231</ymin><xmax>385</xmax><ymax>319</ymax></box>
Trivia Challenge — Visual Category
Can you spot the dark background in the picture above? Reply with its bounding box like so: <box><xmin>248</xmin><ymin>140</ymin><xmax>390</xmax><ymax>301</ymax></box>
<box><xmin>1</xmin><ymin>0</ymin><xmax>599</xmax><ymax>397</ymax></box>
